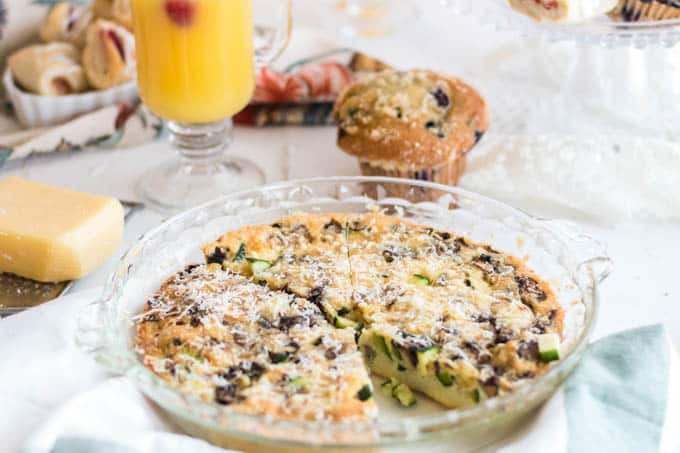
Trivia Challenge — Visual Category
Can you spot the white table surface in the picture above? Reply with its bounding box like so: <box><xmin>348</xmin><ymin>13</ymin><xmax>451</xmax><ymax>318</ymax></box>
<box><xmin>2</xmin><ymin>3</ymin><xmax>679</xmax><ymax>351</ymax></box>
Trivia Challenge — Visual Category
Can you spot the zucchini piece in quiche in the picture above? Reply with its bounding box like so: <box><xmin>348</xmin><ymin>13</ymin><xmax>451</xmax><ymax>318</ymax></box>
<box><xmin>359</xmin><ymin>326</ymin><xmax>482</xmax><ymax>408</ymax></box>
<box><xmin>381</xmin><ymin>377</ymin><xmax>417</xmax><ymax>407</ymax></box>
<box><xmin>538</xmin><ymin>333</ymin><xmax>561</xmax><ymax>362</ymax></box>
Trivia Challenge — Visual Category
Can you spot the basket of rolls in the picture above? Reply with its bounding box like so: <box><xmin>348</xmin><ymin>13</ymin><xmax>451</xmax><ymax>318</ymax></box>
<box><xmin>3</xmin><ymin>0</ymin><xmax>138</xmax><ymax>127</ymax></box>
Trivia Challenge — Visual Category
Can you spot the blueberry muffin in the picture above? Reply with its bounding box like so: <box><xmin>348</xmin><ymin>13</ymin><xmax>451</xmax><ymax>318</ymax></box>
<box><xmin>609</xmin><ymin>0</ymin><xmax>680</xmax><ymax>21</ymax></box>
<box><xmin>333</xmin><ymin>70</ymin><xmax>489</xmax><ymax>194</ymax></box>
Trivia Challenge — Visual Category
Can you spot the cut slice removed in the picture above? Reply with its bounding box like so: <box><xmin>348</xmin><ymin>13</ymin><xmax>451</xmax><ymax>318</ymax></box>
<box><xmin>358</xmin><ymin>328</ymin><xmax>479</xmax><ymax>409</ymax></box>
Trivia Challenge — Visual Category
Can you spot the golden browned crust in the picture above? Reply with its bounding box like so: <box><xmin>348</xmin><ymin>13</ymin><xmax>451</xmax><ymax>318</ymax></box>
<box><xmin>505</xmin><ymin>254</ymin><xmax>564</xmax><ymax>335</ymax></box>
<box><xmin>201</xmin><ymin>214</ymin><xmax>354</xmax><ymax>263</ymax></box>
<box><xmin>333</xmin><ymin>70</ymin><xmax>489</xmax><ymax>168</ymax></box>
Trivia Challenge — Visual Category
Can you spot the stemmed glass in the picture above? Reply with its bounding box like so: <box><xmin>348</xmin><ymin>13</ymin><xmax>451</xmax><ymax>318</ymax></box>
<box><xmin>130</xmin><ymin>0</ymin><xmax>291</xmax><ymax>212</ymax></box>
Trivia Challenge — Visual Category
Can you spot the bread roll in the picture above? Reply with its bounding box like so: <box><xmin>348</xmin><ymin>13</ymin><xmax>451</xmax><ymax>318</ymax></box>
<box><xmin>92</xmin><ymin>0</ymin><xmax>133</xmax><ymax>29</ymax></box>
<box><xmin>39</xmin><ymin>2</ymin><xmax>93</xmax><ymax>47</ymax></box>
<box><xmin>8</xmin><ymin>42</ymin><xmax>88</xmax><ymax>96</ymax></box>
<box><xmin>82</xmin><ymin>19</ymin><xmax>136</xmax><ymax>90</ymax></box>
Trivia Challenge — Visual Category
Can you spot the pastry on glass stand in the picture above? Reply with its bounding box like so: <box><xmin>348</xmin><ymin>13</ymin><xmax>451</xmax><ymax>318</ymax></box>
<box><xmin>508</xmin><ymin>0</ymin><xmax>617</xmax><ymax>22</ymax></box>
<box><xmin>609</xmin><ymin>0</ymin><xmax>680</xmax><ymax>21</ymax></box>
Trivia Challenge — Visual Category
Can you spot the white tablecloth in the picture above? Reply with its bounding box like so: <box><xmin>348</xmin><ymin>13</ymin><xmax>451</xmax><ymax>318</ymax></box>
<box><xmin>1</xmin><ymin>4</ymin><xmax>680</xmax><ymax>452</ymax></box>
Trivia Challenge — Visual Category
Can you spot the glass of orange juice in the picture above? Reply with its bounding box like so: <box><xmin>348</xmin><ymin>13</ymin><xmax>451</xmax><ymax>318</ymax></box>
<box><xmin>131</xmin><ymin>0</ymin><xmax>291</xmax><ymax>211</ymax></box>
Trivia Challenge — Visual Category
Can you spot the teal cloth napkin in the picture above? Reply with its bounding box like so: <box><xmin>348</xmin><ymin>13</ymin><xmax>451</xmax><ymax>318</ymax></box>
<box><xmin>565</xmin><ymin>325</ymin><xmax>673</xmax><ymax>453</ymax></box>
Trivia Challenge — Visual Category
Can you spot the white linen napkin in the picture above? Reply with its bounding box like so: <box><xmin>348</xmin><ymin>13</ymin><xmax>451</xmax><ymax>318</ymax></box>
<box><xmin>1</xmin><ymin>289</ymin><xmax>679</xmax><ymax>453</ymax></box>
<box><xmin>20</xmin><ymin>378</ymin><xmax>235</xmax><ymax>453</ymax></box>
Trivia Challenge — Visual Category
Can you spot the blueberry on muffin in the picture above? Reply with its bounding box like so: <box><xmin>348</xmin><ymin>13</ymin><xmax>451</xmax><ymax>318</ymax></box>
<box><xmin>609</xmin><ymin>0</ymin><xmax>680</xmax><ymax>21</ymax></box>
<box><xmin>333</xmin><ymin>70</ymin><xmax>489</xmax><ymax>191</ymax></box>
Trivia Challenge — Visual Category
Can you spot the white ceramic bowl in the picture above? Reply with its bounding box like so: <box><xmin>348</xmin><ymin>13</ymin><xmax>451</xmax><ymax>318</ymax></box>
<box><xmin>3</xmin><ymin>69</ymin><xmax>139</xmax><ymax>128</ymax></box>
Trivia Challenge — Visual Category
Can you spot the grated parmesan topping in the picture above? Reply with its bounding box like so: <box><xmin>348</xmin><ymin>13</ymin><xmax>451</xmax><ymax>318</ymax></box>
<box><xmin>136</xmin><ymin>213</ymin><xmax>562</xmax><ymax>421</ymax></box>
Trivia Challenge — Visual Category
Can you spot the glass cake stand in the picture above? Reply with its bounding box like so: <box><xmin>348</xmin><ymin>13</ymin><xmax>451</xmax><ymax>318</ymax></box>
<box><xmin>445</xmin><ymin>0</ymin><xmax>680</xmax><ymax>139</ymax></box>
<box><xmin>441</xmin><ymin>0</ymin><xmax>680</xmax><ymax>222</ymax></box>
<box><xmin>445</xmin><ymin>0</ymin><xmax>680</xmax><ymax>47</ymax></box>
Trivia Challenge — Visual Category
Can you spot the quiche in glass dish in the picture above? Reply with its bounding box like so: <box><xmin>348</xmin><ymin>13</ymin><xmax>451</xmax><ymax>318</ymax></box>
<box><xmin>79</xmin><ymin>177</ymin><xmax>611</xmax><ymax>452</ymax></box>
<box><xmin>145</xmin><ymin>213</ymin><xmax>563</xmax><ymax>415</ymax></box>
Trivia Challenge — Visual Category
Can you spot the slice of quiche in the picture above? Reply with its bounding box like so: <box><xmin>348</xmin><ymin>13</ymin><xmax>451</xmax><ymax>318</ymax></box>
<box><xmin>344</xmin><ymin>213</ymin><xmax>563</xmax><ymax>407</ymax></box>
<box><xmin>201</xmin><ymin>214</ymin><xmax>364</xmax><ymax>329</ymax></box>
<box><xmin>135</xmin><ymin>264</ymin><xmax>376</xmax><ymax>422</ymax></box>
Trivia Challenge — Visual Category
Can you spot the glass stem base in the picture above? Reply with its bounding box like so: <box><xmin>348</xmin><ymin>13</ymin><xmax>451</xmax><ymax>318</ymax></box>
<box><xmin>137</xmin><ymin>118</ymin><xmax>265</xmax><ymax>213</ymax></box>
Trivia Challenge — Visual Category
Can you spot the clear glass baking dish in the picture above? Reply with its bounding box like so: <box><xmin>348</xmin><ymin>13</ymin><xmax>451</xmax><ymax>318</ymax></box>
<box><xmin>77</xmin><ymin>177</ymin><xmax>612</xmax><ymax>452</ymax></box>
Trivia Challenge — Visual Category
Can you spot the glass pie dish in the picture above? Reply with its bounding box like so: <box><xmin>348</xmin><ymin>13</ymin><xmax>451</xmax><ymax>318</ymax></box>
<box><xmin>77</xmin><ymin>177</ymin><xmax>612</xmax><ymax>452</ymax></box>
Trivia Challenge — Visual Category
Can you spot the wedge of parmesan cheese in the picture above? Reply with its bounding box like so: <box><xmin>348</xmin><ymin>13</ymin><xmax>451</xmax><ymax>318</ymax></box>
<box><xmin>0</xmin><ymin>176</ymin><xmax>124</xmax><ymax>282</ymax></box>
